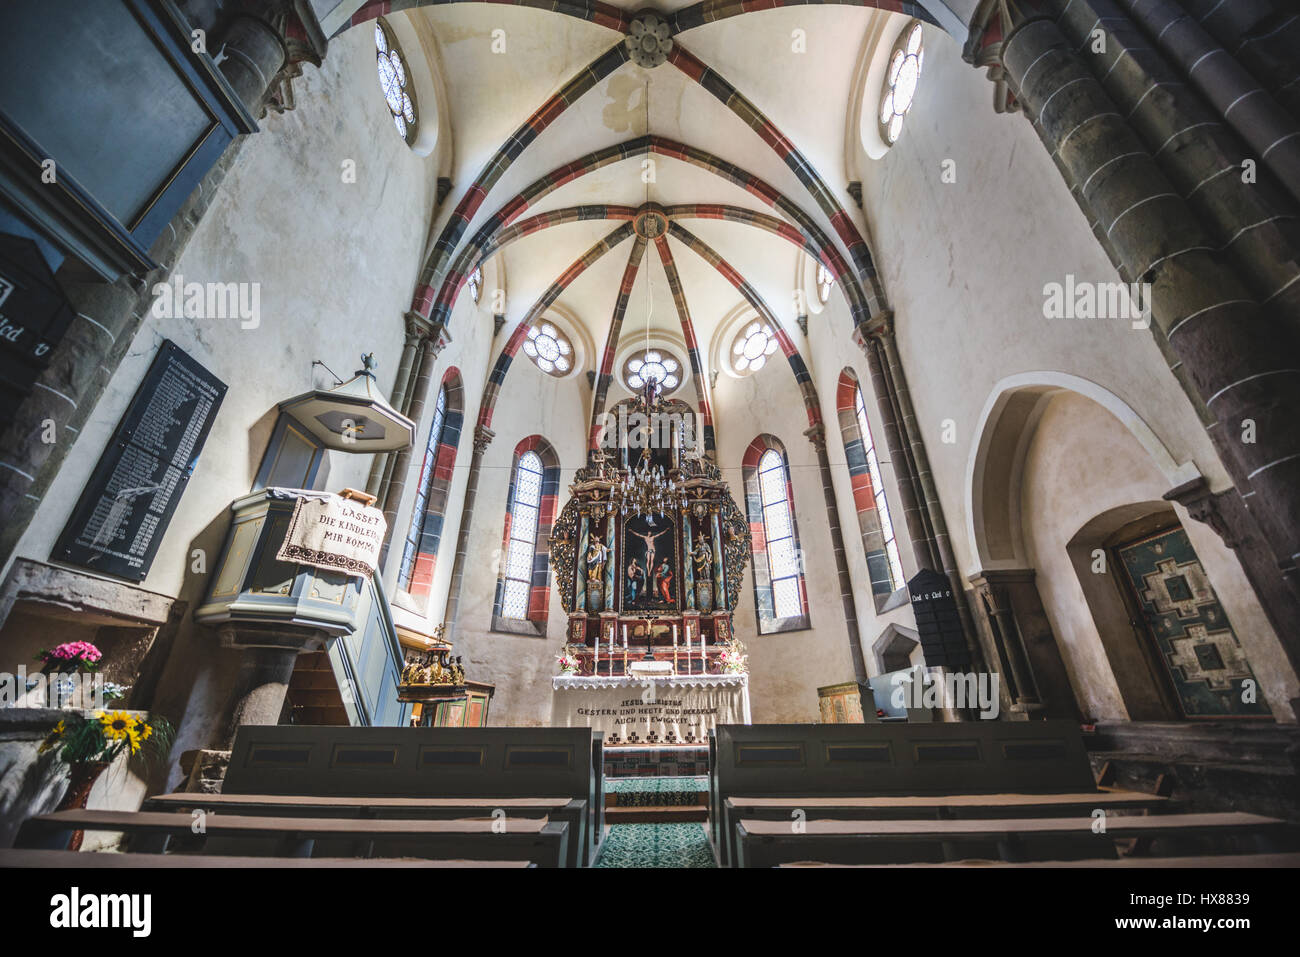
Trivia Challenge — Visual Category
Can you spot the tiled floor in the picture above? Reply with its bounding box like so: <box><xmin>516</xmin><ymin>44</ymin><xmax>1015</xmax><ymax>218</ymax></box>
<box><xmin>594</xmin><ymin>822</ymin><xmax>717</xmax><ymax>868</ymax></box>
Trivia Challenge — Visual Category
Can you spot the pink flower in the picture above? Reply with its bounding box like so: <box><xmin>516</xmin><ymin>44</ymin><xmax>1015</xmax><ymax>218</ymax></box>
<box><xmin>43</xmin><ymin>641</ymin><xmax>103</xmax><ymax>662</ymax></box>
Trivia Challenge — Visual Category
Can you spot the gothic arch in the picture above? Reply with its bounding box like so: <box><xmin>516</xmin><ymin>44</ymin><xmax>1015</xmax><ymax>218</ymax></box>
<box><xmin>964</xmin><ymin>372</ymin><xmax>1201</xmax><ymax>573</ymax></box>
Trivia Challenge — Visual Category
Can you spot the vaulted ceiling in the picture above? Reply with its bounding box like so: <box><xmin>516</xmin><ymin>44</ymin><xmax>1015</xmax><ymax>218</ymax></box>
<box><xmin>340</xmin><ymin>2</ymin><xmax>939</xmax><ymax>418</ymax></box>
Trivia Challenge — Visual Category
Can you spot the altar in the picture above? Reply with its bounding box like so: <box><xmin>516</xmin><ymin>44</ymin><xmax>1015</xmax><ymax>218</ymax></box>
<box><xmin>551</xmin><ymin>673</ymin><xmax>750</xmax><ymax>747</ymax></box>
<box><xmin>545</xmin><ymin>374</ymin><xmax>755</xmax><ymax>746</ymax></box>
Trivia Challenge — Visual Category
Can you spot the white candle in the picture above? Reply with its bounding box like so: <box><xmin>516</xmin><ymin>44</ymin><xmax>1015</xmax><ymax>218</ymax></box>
<box><xmin>673</xmin><ymin>624</ymin><xmax>678</xmax><ymax>647</ymax></box>
<box><xmin>594</xmin><ymin>632</ymin><xmax>600</xmax><ymax>665</ymax></box>
<box><xmin>623</xmin><ymin>624</ymin><xmax>628</xmax><ymax>649</ymax></box>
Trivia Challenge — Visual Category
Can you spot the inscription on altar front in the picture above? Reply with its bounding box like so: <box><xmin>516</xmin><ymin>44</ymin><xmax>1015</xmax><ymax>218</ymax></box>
<box><xmin>53</xmin><ymin>340</ymin><xmax>227</xmax><ymax>581</ymax></box>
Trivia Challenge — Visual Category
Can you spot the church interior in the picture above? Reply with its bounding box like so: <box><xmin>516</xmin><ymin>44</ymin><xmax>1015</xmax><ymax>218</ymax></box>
<box><xmin>1</xmin><ymin>0</ymin><xmax>1299</xmax><ymax>892</ymax></box>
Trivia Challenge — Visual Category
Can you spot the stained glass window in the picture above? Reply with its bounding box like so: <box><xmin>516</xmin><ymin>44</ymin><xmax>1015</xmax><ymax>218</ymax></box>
<box><xmin>522</xmin><ymin>321</ymin><xmax>573</xmax><ymax>376</ymax></box>
<box><xmin>398</xmin><ymin>386</ymin><xmax>447</xmax><ymax>591</ymax></box>
<box><xmin>730</xmin><ymin>319</ymin><xmax>778</xmax><ymax>375</ymax></box>
<box><xmin>375</xmin><ymin>19</ymin><xmax>417</xmax><ymax>145</ymax></box>
<box><xmin>816</xmin><ymin>263</ymin><xmax>835</xmax><ymax>304</ymax></box>
<box><xmin>758</xmin><ymin>449</ymin><xmax>803</xmax><ymax>619</ymax></box>
<box><xmin>624</xmin><ymin>348</ymin><xmax>681</xmax><ymax>393</ymax></box>
<box><xmin>880</xmin><ymin>21</ymin><xmax>923</xmax><ymax>145</ymax></box>
<box><xmin>502</xmin><ymin>451</ymin><xmax>543</xmax><ymax>619</ymax></box>
<box><xmin>855</xmin><ymin>385</ymin><xmax>904</xmax><ymax>587</ymax></box>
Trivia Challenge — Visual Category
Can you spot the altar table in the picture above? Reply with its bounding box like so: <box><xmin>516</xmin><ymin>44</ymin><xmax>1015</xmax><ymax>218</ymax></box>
<box><xmin>551</xmin><ymin>674</ymin><xmax>751</xmax><ymax>746</ymax></box>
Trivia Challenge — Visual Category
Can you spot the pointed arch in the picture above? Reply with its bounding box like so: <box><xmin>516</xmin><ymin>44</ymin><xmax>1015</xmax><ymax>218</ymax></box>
<box><xmin>653</xmin><ymin>235</ymin><xmax>716</xmax><ymax>456</ymax></box>
<box><xmin>397</xmin><ymin>366</ymin><xmax>464</xmax><ymax>603</ymax></box>
<box><xmin>588</xmin><ymin>235</ymin><xmax>649</xmax><ymax>451</ymax></box>
<box><xmin>743</xmin><ymin>435</ymin><xmax>811</xmax><ymax>633</ymax></box>
<box><xmin>492</xmin><ymin>435</ymin><xmax>562</xmax><ymax>633</ymax></box>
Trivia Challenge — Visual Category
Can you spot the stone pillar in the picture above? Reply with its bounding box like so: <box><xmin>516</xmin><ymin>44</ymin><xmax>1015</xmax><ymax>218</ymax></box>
<box><xmin>366</xmin><ymin>314</ymin><xmax>427</xmax><ymax>497</ymax></box>
<box><xmin>806</xmin><ymin>424</ymin><xmax>870</xmax><ymax>689</ymax></box>
<box><xmin>983</xmin><ymin>0</ymin><xmax>1300</xmax><ymax>653</ymax></box>
<box><xmin>709</xmin><ymin>508</ymin><xmax>725</xmax><ymax>606</ymax></box>
<box><xmin>969</xmin><ymin>571</ymin><xmax>1044</xmax><ymax>718</ymax></box>
<box><xmin>379</xmin><ymin>320</ymin><xmax>450</xmax><ymax>545</ymax></box>
<box><xmin>862</xmin><ymin>319</ymin><xmax>986</xmax><ymax>673</ymax></box>
<box><xmin>216</xmin><ymin>625</ymin><xmax>327</xmax><ymax>749</ymax></box>
<box><xmin>855</xmin><ymin>318</ymin><xmax>937</xmax><ymax>573</ymax></box>
<box><xmin>441</xmin><ymin>425</ymin><xmax>494</xmax><ymax>643</ymax></box>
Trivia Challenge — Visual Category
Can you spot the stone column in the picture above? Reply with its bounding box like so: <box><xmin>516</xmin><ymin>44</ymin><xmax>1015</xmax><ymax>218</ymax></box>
<box><xmin>855</xmin><ymin>318</ymin><xmax>937</xmax><ymax>573</ymax></box>
<box><xmin>969</xmin><ymin>573</ymin><xmax>1039</xmax><ymax>715</ymax></box>
<box><xmin>441</xmin><ymin>425</ymin><xmax>494</xmax><ymax>643</ymax></box>
<box><xmin>710</xmin><ymin>508</ymin><xmax>725</xmax><ymax>606</ymax></box>
<box><xmin>807</xmin><ymin>424</ymin><xmax>870</xmax><ymax>688</ymax></box>
<box><xmin>864</xmin><ymin>320</ymin><xmax>986</xmax><ymax>672</ymax></box>
<box><xmin>379</xmin><ymin>320</ymin><xmax>450</xmax><ymax>544</ymax></box>
<box><xmin>366</xmin><ymin>314</ymin><xmax>427</xmax><ymax>497</ymax></box>
<box><xmin>604</xmin><ymin>513</ymin><xmax>616</xmax><ymax>611</ymax></box>
<box><xmin>985</xmin><ymin>0</ymin><xmax>1300</xmax><ymax>644</ymax></box>
<box><xmin>216</xmin><ymin>625</ymin><xmax>327</xmax><ymax>749</ymax></box>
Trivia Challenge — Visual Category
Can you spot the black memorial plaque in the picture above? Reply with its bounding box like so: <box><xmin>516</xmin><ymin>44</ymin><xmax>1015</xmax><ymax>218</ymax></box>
<box><xmin>906</xmin><ymin>568</ymin><xmax>971</xmax><ymax>669</ymax></box>
<box><xmin>53</xmin><ymin>340</ymin><xmax>227</xmax><ymax>582</ymax></box>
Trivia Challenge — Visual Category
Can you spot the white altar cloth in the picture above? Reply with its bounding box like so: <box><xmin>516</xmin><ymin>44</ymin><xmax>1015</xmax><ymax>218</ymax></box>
<box><xmin>550</xmin><ymin>673</ymin><xmax>751</xmax><ymax>744</ymax></box>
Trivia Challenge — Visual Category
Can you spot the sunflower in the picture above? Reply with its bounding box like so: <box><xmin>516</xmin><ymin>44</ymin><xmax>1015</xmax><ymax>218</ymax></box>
<box><xmin>39</xmin><ymin>720</ymin><xmax>66</xmax><ymax>754</ymax></box>
<box><xmin>99</xmin><ymin>711</ymin><xmax>142</xmax><ymax>753</ymax></box>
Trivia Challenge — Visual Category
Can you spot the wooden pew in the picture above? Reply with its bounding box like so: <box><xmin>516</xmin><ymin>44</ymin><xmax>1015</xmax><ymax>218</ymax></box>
<box><xmin>0</xmin><ymin>849</ymin><xmax>534</xmax><ymax>868</ymax></box>
<box><xmin>221</xmin><ymin>725</ymin><xmax>603</xmax><ymax>866</ymax></box>
<box><xmin>734</xmin><ymin>812</ymin><xmax>1289</xmax><ymax>868</ymax></box>
<box><xmin>15</xmin><ymin>809</ymin><xmax>570</xmax><ymax>867</ymax></box>
<box><xmin>713</xmin><ymin>722</ymin><xmax>1134</xmax><ymax>867</ymax></box>
<box><xmin>777</xmin><ymin>852</ymin><xmax>1300</xmax><ymax>868</ymax></box>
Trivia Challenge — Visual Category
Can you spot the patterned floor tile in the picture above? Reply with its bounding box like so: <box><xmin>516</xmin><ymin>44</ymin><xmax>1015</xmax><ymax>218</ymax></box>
<box><xmin>594</xmin><ymin>823</ymin><xmax>717</xmax><ymax>868</ymax></box>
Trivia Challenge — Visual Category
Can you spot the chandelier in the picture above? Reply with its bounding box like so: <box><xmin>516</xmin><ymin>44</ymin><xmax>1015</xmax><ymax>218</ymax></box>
<box><xmin>608</xmin><ymin>454</ymin><xmax>688</xmax><ymax>517</ymax></box>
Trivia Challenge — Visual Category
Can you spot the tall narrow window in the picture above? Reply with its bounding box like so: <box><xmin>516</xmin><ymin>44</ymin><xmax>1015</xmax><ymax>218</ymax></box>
<box><xmin>855</xmin><ymin>384</ymin><xmax>904</xmax><ymax>587</ymax></box>
<box><xmin>396</xmin><ymin>370</ymin><xmax>463</xmax><ymax>604</ymax></box>
<box><xmin>759</xmin><ymin>450</ymin><xmax>801</xmax><ymax>618</ymax></box>
<box><xmin>502</xmin><ymin>451</ymin><xmax>544</xmax><ymax>619</ymax></box>
<box><xmin>398</xmin><ymin>386</ymin><xmax>447</xmax><ymax>591</ymax></box>
<box><xmin>743</xmin><ymin>436</ymin><xmax>810</xmax><ymax>633</ymax></box>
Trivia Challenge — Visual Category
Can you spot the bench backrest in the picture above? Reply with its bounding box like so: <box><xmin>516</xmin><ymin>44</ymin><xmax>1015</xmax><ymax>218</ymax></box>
<box><xmin>714</xmin><ymin>721</ymin><xmax>1095</xmax><ymax>798</ymax></box>
<box><xmin>226</xmin><ymin>726</ymin><xmax>598</xmax><ymax>803</ymax></box>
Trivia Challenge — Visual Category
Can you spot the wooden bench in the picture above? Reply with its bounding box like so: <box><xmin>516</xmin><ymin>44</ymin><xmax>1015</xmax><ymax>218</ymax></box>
<box><xmin>15</xmin><ymin>809</ymin><xmax>570</xmax><ymax>867</ymax></box>
<box><xmin>222</xmin><ymin>725</ymin><xmax>604</xmax><ymax>866</ymax></box>
<box><xmin>712</xmin><ymin>721</ymin><xmax>1105</xmax><ymax>867</ymax></box>
<box><xmin>734</xmin><ymin>812</ymin><xmax>1289</xmax><ymax>868</ymax></box>
<box><xmin>777</xmin><ymin>852</ymin><xmax>1300</xmax><ymax>868</ymax></box>
<box><xmin>0</xmin><ymin>848</ymin><xmax>534</xmax><ymax>868</ymax></box>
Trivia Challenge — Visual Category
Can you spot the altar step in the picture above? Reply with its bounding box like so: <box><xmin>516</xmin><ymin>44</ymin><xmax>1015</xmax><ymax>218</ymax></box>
<box><xmin>605</xmin><ymin>806</ymin><xmax>708</xmax><ymax>824</ymax></box>
<box><xmin>604</xmin><ymin>746</ymin><xmax>709</xmax><ymax>778</ymax></box>
<box><xmin>605</xmin><ymin>776</ymin><xmax>708</xmax><ymax>808</ymax></box>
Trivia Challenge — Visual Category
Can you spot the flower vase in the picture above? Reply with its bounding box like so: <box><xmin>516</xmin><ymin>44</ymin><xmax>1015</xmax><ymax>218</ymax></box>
<box><xmin>55</xmin><ymin>761</ymin><xmax>110</xmax><ymax>851</ymax></box>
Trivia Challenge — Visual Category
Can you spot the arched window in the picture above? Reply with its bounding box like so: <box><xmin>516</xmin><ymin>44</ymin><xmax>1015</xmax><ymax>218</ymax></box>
<box><xmin>729</xmin><ymin>318</ymin><xmax>778</xmax><ymax>376</ymax></box>
<box><xmin>816</xmin><ymin>263</ymin><xmax>835</xmax><ymax>304</ymax></box>
<box><xmin>375</xmin><ymin>18</ymin><xmax>418</xmax><ymax>145</ymax></box>
<box><xmin>837</xmin><ymin>368</ymin><xmax>904</xmax><ymax>608</ymax></box>
<box><xmin>880</xmin><ymin>21</ymin><xmax>924</xmax><ymax>145</ymax></box>
<box><xmin>743</xmin><ymin>436</ymin><xmax>810</xmax><ymax>633</ymax></box>
<box><xmin>397</xmin><ymin>371</ymin><xmax>463</xmax><ymax>603</ymax></box>
<box><xmin>493</xmin><ymin>437</ymin><xmax>560</xmax><ymax>633</ymax></box>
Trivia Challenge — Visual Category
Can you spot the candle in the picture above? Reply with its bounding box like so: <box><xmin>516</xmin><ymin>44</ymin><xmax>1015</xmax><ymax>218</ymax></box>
<box><xmin>623</xmin><ymin>624</ymin><xmax>628</xmax><ymax>649</ymax></box>
<box><xmin>594</xmin><ymin>632</ymin><xmax>600</xmax><ymax>666</ymax></box>
<box><xmin>673</xmin><ymin>624</ymin><xmax>678</xmax><ymax>647</ymax></box>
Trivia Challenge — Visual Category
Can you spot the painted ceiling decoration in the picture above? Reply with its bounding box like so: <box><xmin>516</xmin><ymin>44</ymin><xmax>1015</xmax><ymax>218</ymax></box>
<box><xmin>333</xmin><ymin>0</ymin><xmax>950</xmax><ymax>461</ymax></box>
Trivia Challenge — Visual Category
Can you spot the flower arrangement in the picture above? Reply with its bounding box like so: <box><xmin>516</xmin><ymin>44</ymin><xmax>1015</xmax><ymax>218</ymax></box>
<box><xmin>556</xmin><ymin>645</ymin><xmax>583</xmax><ymax>675</ymax></box>
<box><xmin>36</xmin><ymin>641</ymin><xmax>103</xmax><ymax>673</ymax></box>
<box><xmin>717</xmin><ymin>637</ymin><xmax>749</xmax><ymax>674</ymax></box>
<box><xmin>39</xmin><ymin>710</ymin><xmax>174</xmax><ymax>768</ymax></box>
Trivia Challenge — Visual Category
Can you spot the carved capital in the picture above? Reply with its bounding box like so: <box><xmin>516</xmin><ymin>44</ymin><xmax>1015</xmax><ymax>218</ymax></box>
<box><xmin>404</xmin><ymin>310</ymin><xmax>431</xmax><ymax>345</ymax></box>
<box><xmin>853</xmin><ymin>310</ymin><xmax>894</xmax><ymax>354</ymax></box>
<box><xmin>962</xmin><ymin>0</ymin><xmax>1048</xmax><ymax>114</ymax></box>
<box><xmin>803</xmin><ymin>422</ymin><xmax>827</xmax><ymax>452</ymax></box>
<box><xmin>473</xmin><ymin>425</ymin><xmax>495</xmax><ymax>456</ymax></box>
<box><xmin>1164</xmin><ymin>477</ymin><xmax>1241</xmax><ymax>550</ymax></box>
<box><xmin>425</xmin><ymin>319</ymin><xmax>453</xmax><ymax>358</ymax></box>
